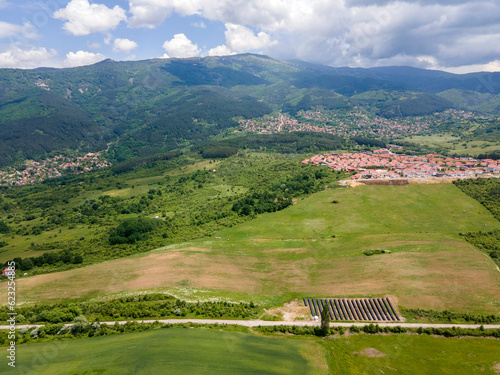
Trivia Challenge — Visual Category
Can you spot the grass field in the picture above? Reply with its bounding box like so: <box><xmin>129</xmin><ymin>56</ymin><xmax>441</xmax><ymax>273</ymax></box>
<box><xmin>1</xmin><ymin>328</ymin><xmax>327</xmax><ymax>375</ymax></box>
<box><xmin>2</xmin><ymin>328</ymin><xmax>500</xmax><ymax>375</ymax></box>
<box><xmin>8</xmin><ymin>183</ymin><xmax>500</xmax><ymax>313</ymax></box>
<box><xmin>325</xmin><ymin>334</ymin><xmax>500</xmax><ymax>374</ymax></box>
<box><xmin>403</xmin><ymin>134</ymin><xmax>500</xmax><ymax>155</ymax></box>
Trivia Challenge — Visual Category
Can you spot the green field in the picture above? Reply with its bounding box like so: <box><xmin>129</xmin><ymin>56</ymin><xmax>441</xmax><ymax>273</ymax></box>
<box><xmin>9</xmin><ymin>183</ymin><xmax>500</xmax><ymax>313</ymax></box>
<box><xmin>327</xmin><ymin>334</ymin><xmax>500</xmax><ymax>374</ymax></box>
<box><xmin>3</xmin><ymin>328</ymin><xmax>500</xmax><ymax>374</ymax></box>
<box><xmin>403</xmin><ymin>134</ymin><xmax>500</xmax><ymax>155</ymax></box>
<box><xmin>1</xmin><ymin>328</ymin><xmax>327</xmax><ymax>375</ymax></box>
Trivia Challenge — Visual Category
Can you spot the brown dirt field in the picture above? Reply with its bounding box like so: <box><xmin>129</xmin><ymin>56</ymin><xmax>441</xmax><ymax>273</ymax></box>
<box><xmin>6</xmin><ymin>244</ymin><xmax>500</xmax><ymax>313</ymax></box>
<box><xmin>493</xmin><ymin>363</ymin><xmax>500</xmax><ymax>375</ymax></box>
<box><xmin>356</xmin><ymin>348</ymin><xmax>386</xmax><ymax>358</ymax></box>
<box><xmin>341</xmin><ymin>178</ymin><xmax>459</xmax><ymax>187</ymax></box>
<box><xmin>263</xmin><ymin>299</ymin><xmax>310</xmax><ymax>321</ymax></box>
<box><xmin>302</xmin><ymin>248</ymin><xmax>500</xmax><ymax>312</ymax></box>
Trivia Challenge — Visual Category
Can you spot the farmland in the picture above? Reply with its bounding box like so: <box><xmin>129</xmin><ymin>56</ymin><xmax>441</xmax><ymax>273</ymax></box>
<box><xmin>1</xmin><ymin>328</ymin><xmax>327</xmax><ymax>375</ymax></box>
<box><xmin>2</xmin><ymin>326</ymin><xmax>500</xmax><ymax>375</ymax></box>
<box><xmin>8</xmin><ymin>183</ymin><xmax>500</xmax><ymax>313</ymax></box>
<box><xmin>325</xmin><ymin>334</ymin><xmax>500</xmax><ymax>374</ymax></box>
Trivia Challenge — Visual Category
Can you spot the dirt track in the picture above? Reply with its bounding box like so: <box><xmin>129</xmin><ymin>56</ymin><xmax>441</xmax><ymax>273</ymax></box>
<box><xmin>2</xmin><ymin>319</ymin><xmax>500</xmax><ymax>330</ymax></box>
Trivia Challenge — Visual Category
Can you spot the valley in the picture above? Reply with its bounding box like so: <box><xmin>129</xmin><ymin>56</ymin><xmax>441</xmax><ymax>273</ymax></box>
<box><xmin>1</xmin><ymin>54</ymin><xmax>500</xmax><ymax>373</ymax></box>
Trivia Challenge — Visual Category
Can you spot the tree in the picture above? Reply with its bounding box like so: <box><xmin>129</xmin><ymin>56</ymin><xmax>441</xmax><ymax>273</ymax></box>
<box><xmin>320</xmin><ymin>301</ymin><xmax>330</xmax><ymax>336</ymax></box>
<box><xmin>0</xmin><ymin>220</ymin><xmax>10</xmax><ymax>234</ymax></box>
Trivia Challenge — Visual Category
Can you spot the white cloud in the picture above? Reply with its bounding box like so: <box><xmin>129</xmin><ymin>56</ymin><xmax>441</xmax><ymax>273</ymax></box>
<box><xmin>208</xmin><ymin>45</ymin><xmax>235</xmax><ymax>57</ymax></box>
<box><xmin>113</xmin><ymin>38</ymin><xmax>138</xmax><ymax>53</ymax></box>
<box><xmin>64</xmin><ymin>50</ymin><xmax>106</xmax><ymax>67</ymax></box>
<box><xmin>104</xmin><ymin>34</ymin><xmax>112</xmax><ymax>45</ymax></box>
<box><xmin>124</xmin><ymin>0</ymin><xmax>500</xmax><ymax>72</ymax></box>
<box><xmin>0</xmin><ymin>21</ymin><xmax>23</xmax><ymax>39</ymax></box>
<box><xmin>439</xmin><ymin>60</ymin><xmax>500</xmax><ymax>75</ymax></box>
<box><xmin>0</xmin><ymin>45</ymin><xmax>58</xmax><ymax>68</ymax></box>
<box><xmin>191</xmin><ymin>21</ymin><xmax>206</xmax><ymax>28</ymax></box>
<box><xmin>162</xmin><ymin>34</ymin><xmax>200</xmax><ymax>58</ymax></box>
<box><xmin>128</xmin><ymin>0</ymin><xmax>173</xmax><ymax>28</ymax></box>
<box><xmin>87</xmin><ymin>42</ymin><xmax>101</xmax><ymax>49</ymax></box>
<box><xmin>225</xmin><ymin>23</ymin><xmax>277</xmax><ymax>52</ymax></box>
<box><xmin>53</xmin><ymin>0</ymin><xmax>126</xmax><ymax>36</ymax></box>
<box><xmin>0</xmin><ymin>21</ymin><xmax>38</xmax><ymax>40</ymax></box>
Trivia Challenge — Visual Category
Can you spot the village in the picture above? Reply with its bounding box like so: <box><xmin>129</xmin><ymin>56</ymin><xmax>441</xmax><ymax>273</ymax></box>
<box><xmin>0</xmin><ymin>152</ymin><xmax>111</xmax><ymax>186</ymax></box>
<box><xmin>238</xmin><ymin>109</ymin><xmax>473</xmax><ymax>139</ymax></box>
<box><xmin>302</xmin><ymin>148</ymin><xmax>500</xmax><ymax>180</ymax></box>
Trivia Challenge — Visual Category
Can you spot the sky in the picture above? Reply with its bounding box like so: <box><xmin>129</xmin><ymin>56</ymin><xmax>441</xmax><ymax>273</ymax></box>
<box><xmin>0</xmin><ymin>0</ymin><xmax>499</xmax><ymax>73</ymax></box>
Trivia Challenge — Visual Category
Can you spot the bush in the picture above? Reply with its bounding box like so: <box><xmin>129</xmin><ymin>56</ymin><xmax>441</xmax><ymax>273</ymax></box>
<box><xmin>363</xmin><ymin>249</ymin><xmax>390</xmax><ymax>256</ymax></box>
<box><xmin>0</xmin><ymin>220</ymin><xmax>10</xmax><ymax>234</ymax></box>
<box><xmin>109</xmin><ymin>217</ymin><xmax>161</xmax><ymax>245</ymax></box>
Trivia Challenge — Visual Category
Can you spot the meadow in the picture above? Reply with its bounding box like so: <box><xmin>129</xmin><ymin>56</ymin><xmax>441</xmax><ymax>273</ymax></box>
<box><xmin>2</xmin><ymin>327</ymin><xmax>500</xmax><ymax>375</ymax></box>
<box><xmin>403</xmin><ymin>133</ymin><xmax>500</xmax><ymax>155</ymax></box>
<box><xmin>325</xmin><ymin>333</ymin><xmax>500</xmax><ymax>374</ymax></box>
<box><xmin>9</xmin><ymin>182</ymin><xmax>500</xmax><ymax>313</ymax></box>
<box><xmin>1</xmin><ymin>327</ymin><xmax>327</xmax><ymax>375</ymax></box>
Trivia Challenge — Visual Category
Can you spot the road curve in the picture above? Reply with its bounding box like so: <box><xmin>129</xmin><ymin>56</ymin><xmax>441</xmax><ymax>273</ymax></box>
<box><xmin>1</xmin><ymin>319</ymin><xmax>500</xmax><ymax>330</ymax></box>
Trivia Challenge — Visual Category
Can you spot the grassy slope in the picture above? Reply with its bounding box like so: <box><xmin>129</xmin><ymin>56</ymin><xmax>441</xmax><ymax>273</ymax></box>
<box><xmin>1</xmin><ymin>328</ymin><xmax>326</xmax><ymax>375</ymax></box>
<box><xmin>402</xmin><ymin>134</ymin><xmax>500</xmax><ymax>155</ymax></box>
<box><xmin>8</xmin><ymin>183</ymin><xmax>500</xmax><ymax>313</ymax></box>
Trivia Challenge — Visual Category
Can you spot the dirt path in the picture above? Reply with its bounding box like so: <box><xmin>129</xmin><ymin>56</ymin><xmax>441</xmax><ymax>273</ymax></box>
<box><xmin>2</xmin><ymin>319</ymin><xmax>500</xmax><ymax>330</ymax></box>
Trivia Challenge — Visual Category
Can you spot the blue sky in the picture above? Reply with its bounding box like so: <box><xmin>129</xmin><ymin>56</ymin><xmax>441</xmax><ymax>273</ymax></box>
<box><xmin>1</xmin><ymin>0</ymin><xmax>500</xmax><ymax>73</ymax></box>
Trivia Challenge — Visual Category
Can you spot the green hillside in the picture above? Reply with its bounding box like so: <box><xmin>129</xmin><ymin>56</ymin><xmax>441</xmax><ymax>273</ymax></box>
<box><xmin>2</xmin><ymin>54</ymin><xmax>500</xmax><ymax>167</ymax></box>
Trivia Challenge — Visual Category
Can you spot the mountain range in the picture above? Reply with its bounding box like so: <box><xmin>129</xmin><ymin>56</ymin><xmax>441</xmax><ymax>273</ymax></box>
<box><xmin>1</xmin><ymin>53</ymin><xmax>500</xmax><ymax>167</ymax></box>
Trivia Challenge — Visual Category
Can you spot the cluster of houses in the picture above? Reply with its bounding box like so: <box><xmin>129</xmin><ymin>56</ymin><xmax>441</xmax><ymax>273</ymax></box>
<box><xmin>0</xmin><ymin>152</ymin><xmax>111</xmax><ymax>186</ymax></box>
<box><xmin>302</xmin><ymin>149</ymin><xmax>500</xmax><ymax>180</ymax></box>
<box><xmin>238</xmin><ymin>109</ymin><xmax>474</xmax><ymax>139</ymax></box>
<box><xmin>238</xmin><ymin>112</ymin><xmax>431</xmax><ymax>138</ymax></box>
<box><xmin>298</xmin><ymin>110</ymin><xmax>432</xmax><ymax>138</ymax></box>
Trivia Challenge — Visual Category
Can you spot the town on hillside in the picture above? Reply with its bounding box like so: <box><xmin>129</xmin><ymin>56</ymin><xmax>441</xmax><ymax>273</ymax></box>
<box><xmin>238</xmin><ymin>109</ymin><xmax>474</xmax><ymax>139</ymax></box>
<box><xmin>0</xmin><ymin>152</ymin><xmax>111</xmax><ymax>186</ymax></box>
<box><xmin>302</xmin><ymin>149</ymin><xmax>500</xmax><ymax>180</ymax></box>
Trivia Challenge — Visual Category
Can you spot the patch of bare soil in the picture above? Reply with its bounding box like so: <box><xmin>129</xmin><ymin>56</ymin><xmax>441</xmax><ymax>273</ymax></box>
<box><xmin>341</xmin><ymin>177</ymin><xmax>458</xmax><ymax>187</ymax></box>
<box><xmin>178</xmin><ymin>247</ymin><xmax>213</xmax><ymax>252</ymax></box>
<box><xmin>263</xmin><ymin>299</ymin><xmax>311</xmax><ymax>321</ymax></box>
<box><xmin>408</xmin><ymin>178</ymin><xmax>456</xmax><ymax>184</ymax></box>
<box><xmin>125</xmin><ymin>251</ymin><xmax>262</xmax><ymax>292</ymax></box>
<box><xmin>354</xmin><ymin>348</ymin><xmax>386</xmax><ymax>358</ymax></box>
<box><xmin>493</xmin><ymin>363</ymin><xmax>500</xmax><ymax>375</ymax></box>
<box><xmin>262</xmin><ymin>248</ymin><xmax>308</xmax><ymax>254</ymax></box>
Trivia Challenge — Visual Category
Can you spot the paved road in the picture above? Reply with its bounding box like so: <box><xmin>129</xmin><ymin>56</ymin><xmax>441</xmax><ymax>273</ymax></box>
<box><xmin>2</xmin><ymin>319</ymin><xmax>500</xmax><ymax>330</ymax></box>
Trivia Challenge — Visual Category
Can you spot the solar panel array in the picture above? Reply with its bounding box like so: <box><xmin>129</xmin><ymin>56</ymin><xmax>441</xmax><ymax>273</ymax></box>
<box><xmin>304</xmin><ymin>298</ymin><xmax>400</xmax><ymax>321</ymax></box>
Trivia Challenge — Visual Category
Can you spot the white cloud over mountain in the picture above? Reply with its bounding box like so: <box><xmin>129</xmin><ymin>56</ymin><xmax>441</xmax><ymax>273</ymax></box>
<box><xmin>162</xmin><ymin>34</ymin><xmax>201</xmax><ymax>58</ymax></box>
<box><xmin>64</xmin><ymin>50</ymin><xmax>105</xmax><ymax>67</ymax></box>
<box><xmin>0</xmin><ymin>45</ymin><xmax>57</xmax><ymax>68</ymax></box>
<box><xmin>125</xmin><ymin>0</ymin><xmax>500</xmax><ymax>72</ymax></box>
<box><xmin>208</xmin><ymin>45</ymin><xmax>235</xmax><ymax>57</ymax></box>
<box><xmin>224</xmin><ymin>23</ymin><xmax>277</xmax><ymax>52</ymax></box>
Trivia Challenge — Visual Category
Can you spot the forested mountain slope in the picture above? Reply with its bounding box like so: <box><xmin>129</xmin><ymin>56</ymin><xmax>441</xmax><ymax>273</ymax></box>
<box><xmin>1</xmin><ymin>54</ymin><xmax>499</xmax><ymax>166</ymax></box>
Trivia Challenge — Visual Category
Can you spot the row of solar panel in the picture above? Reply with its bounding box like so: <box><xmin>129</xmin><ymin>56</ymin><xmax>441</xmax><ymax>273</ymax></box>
<box><xmin>304</xmin><ymin>298</ymin><xmax>400</xmax><ymax>321</ymax></box>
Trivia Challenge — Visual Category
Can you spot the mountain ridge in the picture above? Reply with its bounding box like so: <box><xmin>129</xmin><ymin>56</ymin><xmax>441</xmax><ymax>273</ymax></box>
<box><xmin>1</xmin><ymin>53</ymin><xmax>499</xmax><ymax>167</ymax></box>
